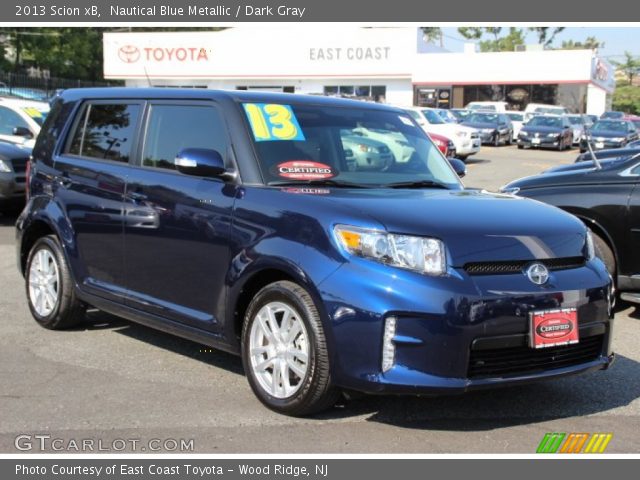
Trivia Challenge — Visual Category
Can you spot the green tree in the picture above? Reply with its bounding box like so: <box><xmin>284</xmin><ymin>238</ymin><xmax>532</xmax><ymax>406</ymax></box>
<box><xmin>561</xmin><ymin>37</ymin><xmax>605</xmax><ymax>50</ymax></box>
<box><xmin>612</xmin><ymin>84</ymin><xmax>640</xmax><ymax>114</ymax></box>
<box><xmin>420</xmin><ymin>27</ymin><xmax>442</xmax><ymax>46</ymax></box>
<box><xmin>457</xmin><ymin>27</ymin><xmax>525</xmax><ymax>52</ymax></box>
<box><xmin>528</xmin><ymin>27</ymin><xmax>565</xmax><ymax>47</ymax></box>
<box><xmin>611</xmin><ymin>51</ymin><xmax>640</xmax><ymax>85</ymax></box>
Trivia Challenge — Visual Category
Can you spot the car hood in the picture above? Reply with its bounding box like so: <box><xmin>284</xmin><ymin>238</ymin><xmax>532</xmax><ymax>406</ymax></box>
<box><xmin>462</xmin><ymin>122</ymin><xmax>497</xmax><ymax>130</ymax></box>
<box><xmin>314</xmin><ymin>188</ymin><xmax>587</xmax><ymax>266</ymax></box>
<box><xmin>521</xmin><ymin>126</ymin><xmax>563</xmax><ymax>135</ymax></box>
<box><xmin>589</xmin><ymin>129</ymin><xmax>627</xmax><ymax>138</ymax></box>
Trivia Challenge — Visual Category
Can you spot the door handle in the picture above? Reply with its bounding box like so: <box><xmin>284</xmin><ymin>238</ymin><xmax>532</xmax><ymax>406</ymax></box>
<box><xmin>55</xmin><ymin>173</ymin><xmax>72</xmax><ymax>189</ymax></box>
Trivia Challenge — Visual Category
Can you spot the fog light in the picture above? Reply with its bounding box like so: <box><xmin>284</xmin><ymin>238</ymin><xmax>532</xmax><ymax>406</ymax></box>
<box><xmin>382</xmin><ymin>316</ymin><xmax>397</xmax><ymax>372</ymax></box>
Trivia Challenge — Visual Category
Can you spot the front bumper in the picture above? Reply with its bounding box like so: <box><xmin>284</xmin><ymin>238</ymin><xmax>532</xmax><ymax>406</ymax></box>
<box><xmin>518</xmin><ymin>136</ymin><xmax>561</xmax><ymax>149</ymax></box>
<box><xmin>453</xmin><ymin>137</ymin><xmax>481</xmax><ymax>156</ymax></box>
<box><xmin>319</xmin><ymin>258</ymin><xmax>613</xmax><ymax>394</ymax></box>
<box><xmin>579</xmin><ymin>139</ymin><xmax>625</xmax><ymax>152</ymax></box>
<box><xmin>0</xmin><ymin>173</ymin><xmax>26</xmax><ymax>203</ymax></box>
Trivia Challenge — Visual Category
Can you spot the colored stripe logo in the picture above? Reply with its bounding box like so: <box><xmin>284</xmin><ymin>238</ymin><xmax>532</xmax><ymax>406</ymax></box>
<box><xmin>537</xmin><ymin>433</ymin><xmax>613</xmax><ymax>453</ymax></box>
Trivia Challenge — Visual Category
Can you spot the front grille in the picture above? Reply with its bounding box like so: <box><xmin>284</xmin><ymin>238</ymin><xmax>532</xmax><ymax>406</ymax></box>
<box><xmin>470</xmin><ymin>132</ymin><xmax>479</xmax><ymax>139</ymax></box>
<box><xmin>11</xmin><ymin>157</ymin><xmax>28</xmax><ymax>173</ymax></box>
<box><xmin>468</xmin><ymin>334</ymin><xmax>604</xmax><ymax>378</ymax></box>
<box><xmin>464</xmin><ymin>256</ymin><xmax>586</xmax><ymax>276</ymax></box>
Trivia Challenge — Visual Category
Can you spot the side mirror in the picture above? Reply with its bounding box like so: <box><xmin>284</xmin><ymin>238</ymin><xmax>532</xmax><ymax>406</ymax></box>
<box><xmin>13</xmin><ymin>126</ymin><xmax>33</xmax><ymax>138</ymax></box>
<box><xmin>447</xmin><ymin>157</ymin><xmax>466</xmax><ymax>178</ymax></box>
<box><xmin>175</xmin><ymin>148</ymin><xmax>226</xmax><ymax>177</ymax></box>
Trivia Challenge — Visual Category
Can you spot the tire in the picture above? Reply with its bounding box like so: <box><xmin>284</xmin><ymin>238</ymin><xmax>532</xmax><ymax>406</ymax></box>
<box><xmin>25</xmin><ymin>235</ymin><xmax>85</xmax><ymax>329</ymax></box>
<box><xmin>517</xmin><ymin>144</ymin><xmax>524</xmax><ymax>150</ymax></box>
<box><xmin>590</xmin><ymin>229</ymin><xmax>616</xmax><ymax>279</ymax></box>
<box><xmin>493</xmin><ymin>134</ymin><xmax>500</xmax><ymax>147</ymax></box>
<box><xmin>456</xmin><ymin>154</ymin><xmax>468</xmax><ymax>162</ymax></box>
<box><xmin>241</xmin><ymin>280</ymin><xmax>339</xmax><ymax>416</ymax></box>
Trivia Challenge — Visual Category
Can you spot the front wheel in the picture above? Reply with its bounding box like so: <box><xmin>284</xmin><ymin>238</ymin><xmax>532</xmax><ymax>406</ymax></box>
<box><xmin>590</xmin><ymin>229</ymin><xmax>616</xmax><ymax>279</ymax></box>
<box><xmin>241</xmin><ymin>281</ymin><xmax>339</xmax><ymax>416</ymax></box>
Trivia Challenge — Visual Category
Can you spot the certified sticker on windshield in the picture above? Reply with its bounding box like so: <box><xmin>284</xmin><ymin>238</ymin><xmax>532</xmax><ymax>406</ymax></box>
<box><xmin>244</xmin><ymin>103</ymin><xmax>306</xmax><ymax>142</ymax></box>
<box><xmin>274</xmin><ymin>161</ymin><xmax>335</xmax><ymax>180</ymax></box>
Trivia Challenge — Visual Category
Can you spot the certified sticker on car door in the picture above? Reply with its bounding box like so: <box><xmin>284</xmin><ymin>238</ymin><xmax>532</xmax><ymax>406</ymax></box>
<box><xmin>529</xmin><ymin>308</ymin><xmax>579</xmax><ymax>349</ymax></box>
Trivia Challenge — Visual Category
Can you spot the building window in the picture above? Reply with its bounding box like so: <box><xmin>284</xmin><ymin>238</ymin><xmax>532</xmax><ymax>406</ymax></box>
<box><xmin>323</xmin><ymin>85</ymin><xmax>387</xmax><ymax>102</ymax></box>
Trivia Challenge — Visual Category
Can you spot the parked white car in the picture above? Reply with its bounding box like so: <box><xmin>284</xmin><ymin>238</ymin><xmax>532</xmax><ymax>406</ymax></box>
<box><xmin>565</xmin><ymin>114</ymin><xmax>587</xmax><ymax>145</ymax></box>
<box><xmin>523</xmin><ymin>103</ymin><xmax>568</xmax><ymax>121</ymax></box>
<box><xmin>506</xmin><ymin>111</ymin><xmax>525</xmax><ymax>141</ymax></box>
<box><xmin>465</xmin><ymin>101</ymin><xmax>509</xmax><ymax>113</ymax></box>
<box><xmin>0</xmin><ymin>97</ymin><xmax>50</xmax><ymax>148</ymax></box>
<box><xmin>404</xmin><ymin>107</ymin><xmax>481</xmax><ymax>161</ymax></box>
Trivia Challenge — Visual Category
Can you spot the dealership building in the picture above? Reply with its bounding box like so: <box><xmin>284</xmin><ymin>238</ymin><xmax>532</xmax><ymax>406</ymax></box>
<box><xmin>103</xmin><ymin>27</ymin><xmax>615</xmax><ymax>115</ymax></box>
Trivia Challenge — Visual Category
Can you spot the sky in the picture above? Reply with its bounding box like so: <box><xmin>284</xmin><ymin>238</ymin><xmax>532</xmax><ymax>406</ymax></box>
<box><xmin>439</xmin><ymin>27</ymin><xmax>640</xmax><ymax>61</ymax></box>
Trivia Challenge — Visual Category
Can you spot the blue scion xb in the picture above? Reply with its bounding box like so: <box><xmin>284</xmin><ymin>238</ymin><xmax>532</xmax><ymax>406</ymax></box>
<box><xmin>16</xmin><ymin>89</ymin><xmax>615</xmax><ymax>416</ymax></box>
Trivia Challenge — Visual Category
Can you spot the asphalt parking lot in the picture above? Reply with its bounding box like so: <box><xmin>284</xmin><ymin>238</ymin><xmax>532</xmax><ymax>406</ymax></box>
<box><xmin>1</xmin><ymin>144</ymin><xmax>639</xmax><ymax>454</ymax></box>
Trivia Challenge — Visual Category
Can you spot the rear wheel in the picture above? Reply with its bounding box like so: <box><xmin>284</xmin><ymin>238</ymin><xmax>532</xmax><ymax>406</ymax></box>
<box><xmin>241</xmin><ymin>280</ymin><xmax>339</xmax><ymax>416</ymax></box>
<box><xmin>25</xmin><ymin>235</ymin><xmax>85</xmax><ymax>329</ymax></box>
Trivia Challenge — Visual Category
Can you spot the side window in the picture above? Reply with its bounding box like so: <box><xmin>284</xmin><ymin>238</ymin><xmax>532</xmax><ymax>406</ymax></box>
<box><xmin>67</xmin><ymin>103</ymin><xmax>140</xmax><ymax>163</ymax></box>
<box><xmin>0</xmin><ymin>106</ymin><xmax>31</xmax><ymax>135</ymax></box>
<box><xmin>142</xmin><ymin>104</ymin><xmax>228</xmax><ymax>171</ymax></box>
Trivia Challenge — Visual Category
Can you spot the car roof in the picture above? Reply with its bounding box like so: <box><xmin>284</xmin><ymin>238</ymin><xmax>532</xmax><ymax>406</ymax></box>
<box><xmin>0</xmin><ymin>96</ymin><xmax>49</xmax><ymax>108</ymax></box>
<box><xmin>59</xmin><ymin>87</ymin><xmax>403</xmax><ymax>113</ymax></box>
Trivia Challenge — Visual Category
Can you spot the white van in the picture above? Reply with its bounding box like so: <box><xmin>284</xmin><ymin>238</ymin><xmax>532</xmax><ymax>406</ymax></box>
<box><xmin>465</xmin><ymin>101</ymin><xmax>509</xmax><ymax>113</ymax></box>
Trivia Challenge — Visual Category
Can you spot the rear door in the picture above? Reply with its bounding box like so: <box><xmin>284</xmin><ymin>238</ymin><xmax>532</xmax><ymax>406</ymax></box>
<box><xmin>123</xmin><ymin>100</ymin><xmax>236</xmax><ymax>332</ymax></box>
<box><xmin>626</xmin><ymin>163</ymin><xmax>640</xmax><ymax>283</ymax></box>
<box><xmin>53</xmin><ymin>100</ymin><xmax>143</xmax><ymax>301</ymax></box>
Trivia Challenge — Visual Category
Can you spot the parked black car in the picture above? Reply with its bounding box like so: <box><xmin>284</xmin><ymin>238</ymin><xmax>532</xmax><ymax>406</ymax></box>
<box><xmin>575</xmin><ymin>146</ymin><xmax>640</xmax><ymax>163</ymax></box>
<box><xmin>579</xmin><ymin>120</ymin><xmax>639</xmax><ymax>153</ymax></box>
<box><xmin>503</xmin><ymin>153</ymin><xmax>640</xmax><ymax>305</ymax></box>
<box><xmin>517</xmin><ymin>115</ymin><xmax>573</xmax><ymax>151</ymax></box>
<box><xmin>600</xmin><ymin>111</ymin><xmax>625</xmax><ymax>120</ymax></box>
<box><xmin>461</xmin><ymin>112</ymin><xmax>512</xmax><ymax>146</ymax></box>
<box><xmin>0</xmin><ymin>141</ymin><xmax>31</xmax><ymax>212</ymax></box>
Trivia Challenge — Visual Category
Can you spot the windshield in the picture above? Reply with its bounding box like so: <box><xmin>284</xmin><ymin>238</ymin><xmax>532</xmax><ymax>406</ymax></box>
<box><xmin>593</xmin><ymin>120</ymin><xmax>627</xmax><ymax>132</ymax></box>
<box><xmin>420</xmin><ymin>109</ymin><xmax>445</xmax><ymax>124</ymax></box>
<box><xmin>507</xmin><ymin>113</ymin><xmax>523</xmax><ymax>121</ymax></box>
<box><xmin>242</xmin><ymin>102</ymin><xmax>461</xmax><ymax>189</ymax></box>
<box><xmin>533</xmin><ymin>107</ymin><xmax>565</xmax><ymax>115</ymax></box>
<box><xmin>468</xmin><ymin>104</ymin><xmax>496</xmax><ymax>111</ymax></box>
<box><xmin>527</xmin><ymin>116</ymin><xmax>562</xmax><ymax>128</ymax></box>
<box><xmin>633</xmin><ymin>120</ymin><xmax>640</xmax><ymax>129</ymax></box>
<box><xmin>601</xmin><ymin>111</ymin><xmax>624</xmax><ymax>119</ymax></box>
<box><xmin>466</xmin><ymin>113</ymin><xmax>498</xmax><ymax>124</ymax></box>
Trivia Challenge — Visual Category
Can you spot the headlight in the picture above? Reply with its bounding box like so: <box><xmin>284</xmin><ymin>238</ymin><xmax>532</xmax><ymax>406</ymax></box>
<box><xmin>585</xmin><ymin>229</ymin><xmax>595</xmax><ymax>261</ymax></box>
<box><xmin>611</xmin><ymin>137</ymin><xmax>625</xmax><ymax>142</ymax></box>
<box><xmin>357</xmin><ymin>144</ymin><xmax>375</xmax><ymax>153</ymax></box>
<box><xmin>334</xmin><ymin>225</ymin><xmax>447</xmax><ymax>275</ymax></box>
<box><xmin>547</xmin><ymin>133</ymin><xmax>559</xmax><ymax>138</ymax></box>
<box><xmin>519</xmin><ymin>131</ymin><xmax>528</xmax><ymax>136</ymax></box>
<box><xmin>455</xmin><ymin>131</ymin><xmax>467</xmax><ymax>138</ymax></box>
<box><xmin>0</xmin><ymin>159</ymin><xmax>12</xmax><ymax>173</ymax></box>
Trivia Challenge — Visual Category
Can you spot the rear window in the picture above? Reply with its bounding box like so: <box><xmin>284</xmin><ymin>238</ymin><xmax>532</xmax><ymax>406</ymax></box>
<box><xmin>67</xmin><ymin>103</ymin><xmax>140</xmax><ymax>163</ymax></box>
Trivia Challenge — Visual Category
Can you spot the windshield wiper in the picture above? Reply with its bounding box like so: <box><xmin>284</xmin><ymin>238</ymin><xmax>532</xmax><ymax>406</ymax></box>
<box><xmin>268</xmin><ymin>179</ymin><xmax>371</xmax><ymax>188</ymax></box>
<box><xmin>385</xmin><ymin>180</ymin><xmax>451</xmax><ymax>189</ymax></box>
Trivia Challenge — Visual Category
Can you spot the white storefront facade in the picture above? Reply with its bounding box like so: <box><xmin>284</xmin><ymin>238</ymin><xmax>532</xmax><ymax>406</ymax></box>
<box><xmin>103</xmin><ymin>27</ymin><xmax>615</xmax><ymax>115</ymax></box>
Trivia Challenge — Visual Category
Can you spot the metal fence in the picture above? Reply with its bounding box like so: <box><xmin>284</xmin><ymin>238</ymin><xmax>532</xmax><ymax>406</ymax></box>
<box><xmin>0</xmin><ymin>71</ymin><xmax>117</xmax><ymax>102</ymax></box>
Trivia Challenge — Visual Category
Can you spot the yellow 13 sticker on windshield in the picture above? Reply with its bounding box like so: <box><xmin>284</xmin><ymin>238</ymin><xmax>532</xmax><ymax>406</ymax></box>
<box><xmin>22</xmin><ymin>107</ymin><xmax>43</xmax><ymax>119</ymax></box>
<box><xmin>243</xmin><ymin>103</ymin><xmax>306</xmax><ymax>142</ymax></box>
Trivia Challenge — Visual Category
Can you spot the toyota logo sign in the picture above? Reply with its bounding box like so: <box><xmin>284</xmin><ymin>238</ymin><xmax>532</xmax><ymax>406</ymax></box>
<box><xmin>118</xmin><ymin>45</ymin><xmax>140</xmax><ymax>63</ymax></box>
